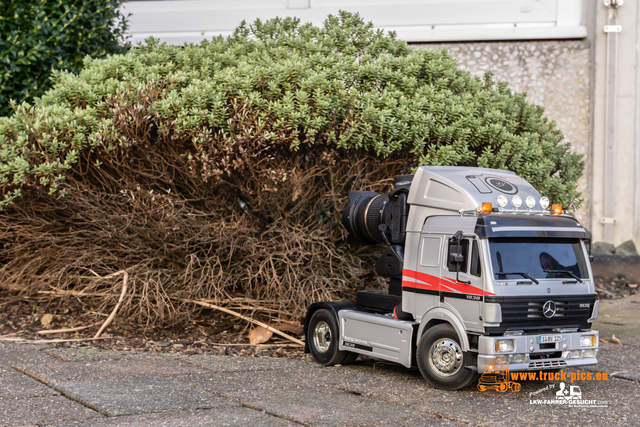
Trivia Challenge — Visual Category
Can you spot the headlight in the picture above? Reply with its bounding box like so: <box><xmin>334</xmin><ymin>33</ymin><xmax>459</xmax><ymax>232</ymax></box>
<box><xmin>496</xmin><ymin>339</ymin><xmax>515</xmax><ymax>352</ymax></box>
<box><xmin>512</xmin><ymin>196</ymin><xmax>522</xmax><ymax>209</ymax></box>
<box><xmin>511</xmin><ymin>353</ymin><xmax>526</xmax><ymax>363</ymax></box>
<box><xmin>583</xmin><ymin>349</ymin><xmax>597</xmax><ymax>358</ymax></box>
<box><xmin>580</xmin><ymin>335</ymin><xmax>596</xmax><ymax>347</ymax></box>
<box><xmin>539</xmin><ymin>197</ymin><xmax>550</xmax><ymax>210</ymax></box>
<box><xmin>525</xmin><ymin>196</ymin><xmax>536</xmax><ymax>209</ymax></box>
<box><xmin>569</xmin><ymin>350</ymin><xmax>581</xmax><ymax>359</ymax></box>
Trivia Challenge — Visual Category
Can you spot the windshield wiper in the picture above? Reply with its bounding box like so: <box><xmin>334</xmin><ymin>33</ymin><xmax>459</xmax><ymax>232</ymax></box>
<box><xmin>494</xmin><ymin>272</ymin><xmax>539</xmax><ymax>285</ymax></box>
<box><xmin>543</xmin><ymin>270</ymin><xmax>583</xmax><ymax>283</ymax></box>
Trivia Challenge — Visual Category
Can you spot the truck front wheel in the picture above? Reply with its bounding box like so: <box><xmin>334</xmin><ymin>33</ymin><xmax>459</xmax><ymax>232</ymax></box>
<box><xmin>307</xmin><ymin>309</ymin><xmax>352</xmax><ymax>366</ymax></box>
<box><xmin>417</xmin><ymin>324</ymin><xmax>477</xmax><ymax>390</ymax></box>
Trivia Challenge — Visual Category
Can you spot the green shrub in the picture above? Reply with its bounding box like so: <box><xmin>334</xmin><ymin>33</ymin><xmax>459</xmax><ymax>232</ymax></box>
<box><xmin>0</xmin><ymin>12</ymin><xmax>584</xmax><ymax>322</ymax></box>
<box><xmin>0</xmin><ymin>0</ymin><xmax>128</xmax><ymax>116</ymax></box>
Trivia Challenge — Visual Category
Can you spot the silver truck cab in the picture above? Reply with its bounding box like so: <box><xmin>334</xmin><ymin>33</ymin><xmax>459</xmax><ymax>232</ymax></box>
<box><xmin>304</xmin><ymin>166</ymin><xmax>599</xmax><ymax>390</ymax></box>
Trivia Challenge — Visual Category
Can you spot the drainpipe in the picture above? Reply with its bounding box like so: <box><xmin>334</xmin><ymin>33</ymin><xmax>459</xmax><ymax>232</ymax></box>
<box><xmin>636</xmin><ymin>1</ymin><xmax>640</xmax><ymax>246</ymax></box>
<box><xmin>602</xmin><ymin>0</ymin><xmax>622</xmax><ymax>243</ymax></box>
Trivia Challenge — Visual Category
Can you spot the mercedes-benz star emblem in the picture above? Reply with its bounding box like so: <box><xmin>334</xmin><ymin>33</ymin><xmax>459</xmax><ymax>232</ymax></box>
<box><xmin>543</xmin><ymin>300</ymin><xmax>557</xmax><ymax>318</ymax></box>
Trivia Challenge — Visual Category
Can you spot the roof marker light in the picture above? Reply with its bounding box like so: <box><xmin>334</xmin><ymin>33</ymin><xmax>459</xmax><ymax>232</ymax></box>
<box><xmin>480</xmin><ymin>202</ymin><xmax>493</xmax><ymax>214</ymax></box>
<box><xmin>497</xmin><ymin>195</ymin><xmax>508</xmax><ymax>208</ymax></box>
<box><xmin>525</xmin><ymin>196</ymin><xmax>536</xmax><ymax>209</ymax></box>
<box><xmin>551</xmin><ymin>204</ymin><xmax>563</xmax><ymax>215</ymax></box>
<box><xmin>512</xmin><ymin>195</ymin><xmax>522</xmax><ymax>209</ymax></box>
<box><xmin>539</xmin><ymin>197</ymin><xmax>550</xmax><ymax>210</ymax></box>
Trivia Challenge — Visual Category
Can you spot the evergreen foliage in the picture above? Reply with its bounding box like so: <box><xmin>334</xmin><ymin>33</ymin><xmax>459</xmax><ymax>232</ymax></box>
<box><xmin>0</xmin><ymin>12</ymin><xmax>583</xmax><ymax>209</ymax></box>
<box><xmin>0</xmin><ymin>0</ymin><xmax>128</xmax><ymax>116</ymax></box>
<box><xmin>0</xmin><ymin>12</ymin><xmax>585</xmax><ymax>321</ymax></box>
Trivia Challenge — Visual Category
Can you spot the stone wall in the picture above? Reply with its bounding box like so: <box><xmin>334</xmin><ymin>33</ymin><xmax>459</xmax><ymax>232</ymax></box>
<box><xmin>413</xmin><ymin>41</ymin><xmax>591</xmax><ymax>226</ymax></box>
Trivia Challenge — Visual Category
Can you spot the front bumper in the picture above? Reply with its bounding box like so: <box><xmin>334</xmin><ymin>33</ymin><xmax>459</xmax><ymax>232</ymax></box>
<box><xmin>477</xmin><ymin>331</ymin><xmax>599</xmax><ymax>372</ymax></box>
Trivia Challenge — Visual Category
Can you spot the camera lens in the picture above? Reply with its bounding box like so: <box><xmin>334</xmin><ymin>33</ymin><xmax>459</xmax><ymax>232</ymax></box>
<box><xmin>342</xmin><ymin>191</ymin><xmax>388</xmax><ymax>244</ymax></box>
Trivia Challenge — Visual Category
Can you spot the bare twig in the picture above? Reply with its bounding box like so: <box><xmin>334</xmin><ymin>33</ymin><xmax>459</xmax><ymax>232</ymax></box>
<box><xmin>37</xmin><ymin>290</ymin><xmax>134</xmax><ymax>298</ymax></box>
<box><xmin>94</xmin><ymin>271</ymin><xmax>128</xmax><ymax>339</ymax></box>
<box><xmin>37</xmin><ymin>322</ymin><xmax>102</xmax><ymax>335</ymax></box>
<box><xmin>186</xmin><ymin>299</ymin><xmax>305</xmax><ymax>346</ymax></box>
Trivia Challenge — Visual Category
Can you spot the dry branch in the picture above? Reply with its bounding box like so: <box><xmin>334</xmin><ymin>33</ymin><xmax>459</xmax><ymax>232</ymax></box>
<box><xmin>0</xmin><ymin>106</ymin><xmax>403</xmax><ymax>326</ymax></box>
<box><xmin>37</xmin><ymin>323</ymin><xmax>102</xmax><ymax>335</ymax></box>
<box><xmin>186</xmin><ymin>299</ymin><xmax>305</xmax><ymax>346</ymax></box>
<box><xmin>94</xmin><ymin>271</ymin><xmax>128</xmax><ymax>338</ymax></box>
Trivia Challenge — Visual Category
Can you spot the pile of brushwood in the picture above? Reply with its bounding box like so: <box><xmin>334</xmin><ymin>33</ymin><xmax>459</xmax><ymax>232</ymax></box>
<box><xmin>0</xmin><ymin>12</ymin><xmax>584</xmax><ymax>325</ymax></box>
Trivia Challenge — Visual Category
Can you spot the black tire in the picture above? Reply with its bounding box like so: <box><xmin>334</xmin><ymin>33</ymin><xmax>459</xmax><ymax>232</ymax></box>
<box><xmin>416</xmin><ymin>324</ymin><xmax>478</xmax><ymax>390</ymax></box>
<box><xmin>307</xmin><ymin>309</ymin><xmax>349</xmax><ymax>366</ymax></box>
<box><xmin>341</xmin><ymin>351</ymin><xmax>360</xmax><ymax>365</ymax></box>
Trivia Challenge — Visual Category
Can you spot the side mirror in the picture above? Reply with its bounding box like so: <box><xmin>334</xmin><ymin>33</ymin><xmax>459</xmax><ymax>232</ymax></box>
<box><xmin>448</xmin><ymin>232</ymin><xmax>470</xmax><ymax>285</ymax></box>
<box><xmin>449</xmin><ymin>245</ymin><xmax>464</xmax><ymax>264</ymax></box>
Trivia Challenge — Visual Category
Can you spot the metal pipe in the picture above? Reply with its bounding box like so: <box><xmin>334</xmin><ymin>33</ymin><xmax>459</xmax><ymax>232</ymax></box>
<box><xmin>603</xmin><ymin>0</ymin><xmax>621</xmax><ymax>243</ymax></box>
<box><xmin>636</xmin><ymin>0</ymin><xmax>640</xmax><ymax>244</ymax></box>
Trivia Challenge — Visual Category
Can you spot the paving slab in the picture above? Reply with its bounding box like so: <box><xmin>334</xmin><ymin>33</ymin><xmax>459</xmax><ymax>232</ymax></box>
<box><xmin>593</xmin><ymin>294</ymin><xmax>640</xmax><ymax>340</ymax></box>
<box><xmin>0</xmin><ymin>344</ymin><xmax>58</xmax><ymax>367</ymax></box>
<box><xmin>409</xmin><ymin>377</ymin><xmax>640</xmax><ymax>426</ymax></box>
<box><xmin>0</xmin><ymin>369</ymin><xmax>58</xmax><ymax>399</ymax></box>
<box><xmin>182</xmin><ymin>361</ymin><xmax>421</xmax><ymax>397</ymax></box>
<box><xmin>612</xmin><ymin>371</ymin><xmax>640</xmax><ymax>382</ymax></box>
<box><xmin>15</xmin><ymin>356</ymin><xmax>208</xmax><ymax>385</ymax></box>
<box><xmin>300</xmin><ymin>361</ymin><xmax>640</xmax><ymax>426</ymax></box>
<box><xmin>183</xmin><ymin>354</ymin><xmax>308</xmax><ymax>372</ymax></box>
<box><xmin>225</xmin><ymin>385</ymin><xmax>462</xmax><ymax>427</ymax></box>
<box><xmin>44</xmin><ymin>407</ymin><xmax>300</xmax><ymax>427</ymax></box>
<box><xmin>0</xmin><ymin>395</ymin><xmax>101</xmax><ymax>426</ymax></box>
<box><xmin>42</xmin><ymin>348</ymin><xmax>159</xmax><ymax>362</ymax></box>
<box><xmin>580</xmin><ymin>341</ymin><xmax>640</xmax><ymax>378</ymax></box>
<box><xmin>52</xmin><ymin>376</ymin><xmax>238</xmax><ymax>417</ymax></box>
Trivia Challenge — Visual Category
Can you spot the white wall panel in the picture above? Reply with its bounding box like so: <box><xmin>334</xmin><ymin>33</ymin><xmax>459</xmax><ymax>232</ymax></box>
<box><xmin>122</xmin><ymin>0</ymin><xmax>585</xmax><ymax>45</ymax></box>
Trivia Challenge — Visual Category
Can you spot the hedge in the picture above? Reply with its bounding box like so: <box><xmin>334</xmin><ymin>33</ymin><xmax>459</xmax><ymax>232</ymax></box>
<box><xmin>0</xmin><ymin>0</ymin><xmax>128</xmax><ymax>116</ymax></box>
<box><xmin>0</xmin><ymin>12</ymin><xmax>584</xmax><ymax>323</ymax></box>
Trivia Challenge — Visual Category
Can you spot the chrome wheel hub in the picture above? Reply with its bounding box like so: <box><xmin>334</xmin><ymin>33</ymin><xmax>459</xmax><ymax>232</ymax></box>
<box><xmin>429</xmin><ymin>338</ymin><xmax>463</xmax><ymax>376</ymax></box>
<box><xmin>312</xmin><ymin>320</ymin><xmax>331</xmax><ymax>353</ymax></box>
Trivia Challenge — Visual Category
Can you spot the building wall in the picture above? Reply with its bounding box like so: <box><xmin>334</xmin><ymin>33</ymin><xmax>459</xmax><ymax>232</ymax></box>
<box><xmin>413</xmin><ymin>41</ymin><xmax>591</xmax><ymax>226</ymax></box>
<box><xmin>589</xmin><ymin>1</ymin><xmax>639</xmax><ymax>248</ymax></box>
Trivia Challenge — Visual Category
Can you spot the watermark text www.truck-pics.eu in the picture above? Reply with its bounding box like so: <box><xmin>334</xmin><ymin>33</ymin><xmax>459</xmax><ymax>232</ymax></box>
<box><xmin>303</xmin><ymin>166</ymin><xmax>599</xmax><ymax>390</ymax></box>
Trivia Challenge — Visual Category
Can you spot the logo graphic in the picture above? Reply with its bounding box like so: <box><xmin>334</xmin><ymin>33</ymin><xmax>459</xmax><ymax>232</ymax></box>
<box><xmin>543</xmin><ymin>300</ymin><xmax>557</xmax><ymax>318</ymax></box>
<box><xmin>484</xmin><ymin>177</ymin><xmax>518</xmax><ymax>195</ymax></box>
<box><xmin>477</xmin><ymin>361</ymin><xmax>521</xmax><ymax>393</ymax></box>
<box><xmin>555</xmin><ymin>382</ymin><xmax>582</xmax><ymax>400</ymax></box>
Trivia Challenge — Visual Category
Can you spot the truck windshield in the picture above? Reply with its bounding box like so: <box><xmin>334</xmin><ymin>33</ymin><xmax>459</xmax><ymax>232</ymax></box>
<box><xmin>488</xmin><ymin>238</ymin><xmax>589</xmax><ymax>281</ymax></box>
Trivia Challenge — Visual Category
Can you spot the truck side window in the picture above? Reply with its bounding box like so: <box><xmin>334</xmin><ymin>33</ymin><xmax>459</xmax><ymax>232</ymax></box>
<box><xmin>420</xmin><ymin>237</ymin><xmax>442</xmax><ymax>267</ymax></box>
<box><xmin>447</xmin><ymin>238</ymin><xmax>469</xmax><ymax>272</ymax></box>
<box><xmin>470</xmin><ymin>240</ymin><xmax>481</xmax><ymax>277</ymax></box>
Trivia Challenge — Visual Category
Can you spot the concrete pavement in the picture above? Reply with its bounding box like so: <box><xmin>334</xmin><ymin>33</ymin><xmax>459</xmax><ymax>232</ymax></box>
<box><xmin>1</xmin><ymin>294</ymin><xmax>640</xmax><ymax>426</ymax></box>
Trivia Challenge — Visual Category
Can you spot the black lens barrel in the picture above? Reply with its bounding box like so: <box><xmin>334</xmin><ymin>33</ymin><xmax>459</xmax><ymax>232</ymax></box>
<box><xmin>342</xmin><ymin>191</ymin><xmax>388</xmax><ymax>245</ymax></box>
<box><xmin>342</xmin><ymin>175</ymin><xmax>413</xmax><ymax>247</ymax></box>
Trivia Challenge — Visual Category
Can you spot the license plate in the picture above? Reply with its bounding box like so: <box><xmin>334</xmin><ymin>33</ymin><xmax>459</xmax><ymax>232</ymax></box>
<box><xmin>538</xmin><ymin>335</ymin><xmax>562</xmax><ymax>344</ymax></box>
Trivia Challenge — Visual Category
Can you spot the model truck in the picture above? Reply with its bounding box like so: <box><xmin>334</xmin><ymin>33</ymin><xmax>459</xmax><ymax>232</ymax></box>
<box><xmin>303</xmin><ymin>166</ymin><xmax>599</xmax><ymax>390</ymax></box>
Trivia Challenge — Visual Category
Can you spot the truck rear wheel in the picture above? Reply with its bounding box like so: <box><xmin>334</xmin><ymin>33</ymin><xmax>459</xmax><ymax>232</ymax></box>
<box><xmin>307</xmin><ymin>309</ymin><xmax>352</xmax><ymax>366</ymax></box>
<box><xmin>417</xmin><ymin>324</ymin><xmax>477</xmax><ymax>390</ymax></box>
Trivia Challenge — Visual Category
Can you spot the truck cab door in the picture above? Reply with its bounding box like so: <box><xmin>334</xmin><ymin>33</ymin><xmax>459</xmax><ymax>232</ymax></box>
<box><xmin>403</xmin><ymin>235</ymin><xmax>443</xmax><ymax>319</ymax></box>
<box><xmin>440</xmin><ymin>237</ymin><xmax>483</xmax><ymax>332</ymax></box>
